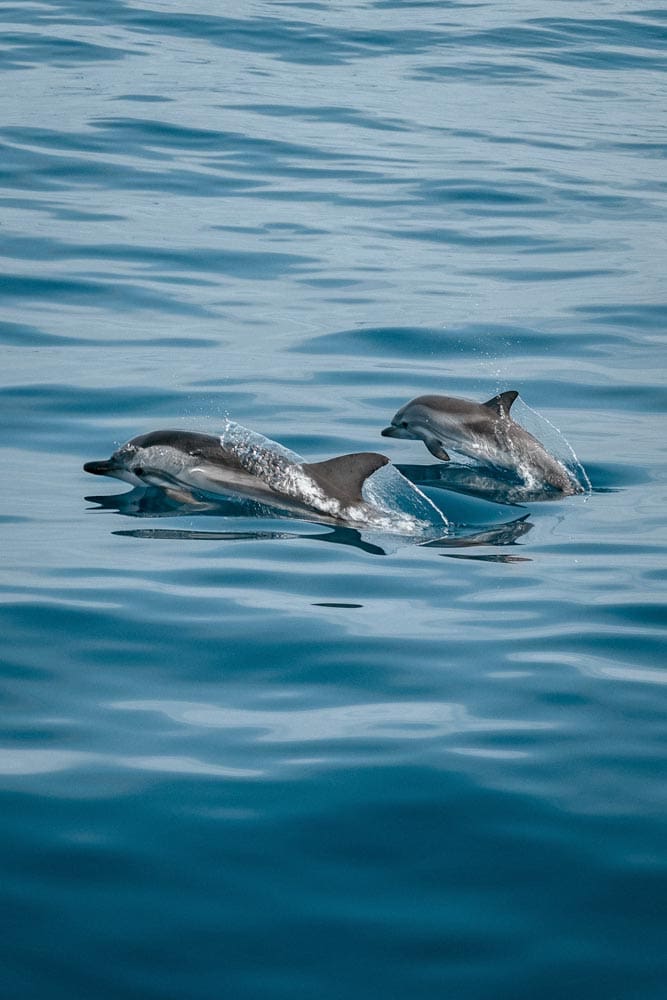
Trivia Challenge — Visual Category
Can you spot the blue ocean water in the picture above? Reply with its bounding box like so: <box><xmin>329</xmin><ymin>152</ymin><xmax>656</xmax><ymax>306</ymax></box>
<box><xmin>1</xmin><ymin>1</ymin><xmax>666</xmax><ymax>997</ymax></box>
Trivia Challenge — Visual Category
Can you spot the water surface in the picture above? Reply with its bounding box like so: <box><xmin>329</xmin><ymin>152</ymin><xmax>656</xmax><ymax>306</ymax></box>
<box><xmin>1</xmin><ymin>2</ymin><xmax>666</xmax><ymax>998</ymax></box>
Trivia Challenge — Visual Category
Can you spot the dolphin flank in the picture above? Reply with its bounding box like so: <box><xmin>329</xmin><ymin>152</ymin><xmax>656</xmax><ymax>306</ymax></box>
<box><xmin>381</xmin><ymin>391</ymin><xmax>582</xmax><ymax>495</ymax></box>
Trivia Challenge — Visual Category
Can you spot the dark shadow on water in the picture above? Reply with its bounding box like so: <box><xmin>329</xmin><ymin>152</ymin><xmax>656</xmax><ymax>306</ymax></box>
<box><xmin>112</xmin><ymin>525</ymin><xmax>388</xmax><ymax>557</ymax></box>
<box><xmin>312</xmin><ymin>603</ymin><xmax>364</xmax><ymax>609</ymax></box>
<box><xmin>440</xmin><ymin>553</ymin><xmax>532</xmax><ymax>564</ymax></box>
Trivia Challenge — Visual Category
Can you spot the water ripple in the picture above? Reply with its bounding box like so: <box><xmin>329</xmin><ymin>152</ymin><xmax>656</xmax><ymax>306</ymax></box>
<box><xmin>111</xmin><ymin>698</ymin><xmax>554</xmax><ymax>745</ymax></box>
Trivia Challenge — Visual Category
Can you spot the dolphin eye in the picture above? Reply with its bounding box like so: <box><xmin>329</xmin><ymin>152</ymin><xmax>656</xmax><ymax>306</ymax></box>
<box><xmin>401</xmin><ymin>421</ymin><xmax>408</xmax><ymax>428</ymax></box>
<box><xmin>133</xmin><ymin>466</ymin><xmax>144</xmax><ymax>477</ymax></box>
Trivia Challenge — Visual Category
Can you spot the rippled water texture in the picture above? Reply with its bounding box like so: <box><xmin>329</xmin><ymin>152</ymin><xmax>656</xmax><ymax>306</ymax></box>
<box><xmin>1</xmin><ymin>2</ymin><xmax>666</xmax><ymax>998</ymax></box>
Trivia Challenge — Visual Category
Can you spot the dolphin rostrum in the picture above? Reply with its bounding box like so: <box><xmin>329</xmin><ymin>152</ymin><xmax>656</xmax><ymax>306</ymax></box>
<box><xmin>83</xmin><ymin>425</ymin><xmax>442</xmax><ymax>532</ymax></box>
<box><xmin>381</xmin><ymin>391</ymin><xmax>582</xmax><ymax>495</ymax></box>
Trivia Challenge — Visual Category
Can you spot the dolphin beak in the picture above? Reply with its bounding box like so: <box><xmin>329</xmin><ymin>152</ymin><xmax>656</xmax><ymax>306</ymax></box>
<box><xmin>83</xmin><ymin>460</ymin><xmax>116</xmax><ymax>476</ymax></box>
<box><xmin>381</xmin><ymin>426</ymin><xmax>399</xmax><ymax>438</ymax></box>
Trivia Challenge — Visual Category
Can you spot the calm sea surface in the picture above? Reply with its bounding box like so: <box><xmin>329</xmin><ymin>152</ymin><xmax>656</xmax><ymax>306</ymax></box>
<box><xmin>1</xmin><ymin>2</ymin><xmax>666</xmax><ymax>997</ymax></box>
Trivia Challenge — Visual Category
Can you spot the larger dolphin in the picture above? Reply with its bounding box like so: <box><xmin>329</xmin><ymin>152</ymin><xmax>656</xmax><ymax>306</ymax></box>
<box><xmin>84</xmin><ymin>429</ymin><xmax>392</xmax><ymax>523</ymax></box>
<box><xmin>381</xmin><ymin>391</ymin><xmax>582</xmax><ymax>495</ymax></box>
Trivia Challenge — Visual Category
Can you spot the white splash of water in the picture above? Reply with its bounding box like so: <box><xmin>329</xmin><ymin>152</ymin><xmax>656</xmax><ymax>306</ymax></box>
<box><xmin>362</xmin><ymin>462</ymin><xmax>448</xmax><ymax>534</ymax></box>
<box><xmin>220</xmin><ymin>417</ymin><xmax>304</xmax><ymax>465</ymax></box>
<box><xmin>219</xmin><ymin>418</ymin><xmax>337</xmax><ymax>516</ymax></box>
<box><xmin>511</xmin><ymin>398</ymin><xmax>591</xmax><ymax>493</ymax></box>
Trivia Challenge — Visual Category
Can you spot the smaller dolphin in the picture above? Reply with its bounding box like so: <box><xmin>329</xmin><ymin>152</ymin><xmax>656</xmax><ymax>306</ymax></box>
<box><xmin>381</xmin><ymin>391</ymin><xmax>582</xmax><ymax>495</ymax></box>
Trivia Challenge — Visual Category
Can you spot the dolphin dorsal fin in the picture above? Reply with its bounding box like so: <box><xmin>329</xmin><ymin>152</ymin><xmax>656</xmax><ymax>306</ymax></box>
<box><xmin>302</xmin><ymin>453</ymin><xmax>389</xmax><ymax>504</ymax></box>
<box><xmin>482</xmin><ymin>390</ymin><xmax>519</xmax><ymax>416</ymax></box>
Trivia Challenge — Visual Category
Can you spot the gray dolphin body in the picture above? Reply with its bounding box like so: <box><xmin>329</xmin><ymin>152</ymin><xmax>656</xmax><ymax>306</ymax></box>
<box><xmin>382</xmin><ymin>391</ymin><xmax>582</xmax><ymax>495</ymax></box>
<box><xmin>84</xmin><ymin>429</ymin><xmax>392</xmax><ymax>523</ymax></box>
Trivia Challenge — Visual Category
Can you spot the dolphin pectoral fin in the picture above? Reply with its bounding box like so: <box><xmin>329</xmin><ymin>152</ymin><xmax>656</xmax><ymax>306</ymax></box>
<box><xmin>482</xmin><ymin>390</ymin><xmax>519</xmax><ymax>416</ymax></box>
<box><xmin>426</xmin><ymin>440</ymin><xmax>451</xmax><ymax>461</ymax></box>
<box><xmin>302</xmin><ymin>453</ymin><xmax>389</xmax><ymax>504</ymax></box>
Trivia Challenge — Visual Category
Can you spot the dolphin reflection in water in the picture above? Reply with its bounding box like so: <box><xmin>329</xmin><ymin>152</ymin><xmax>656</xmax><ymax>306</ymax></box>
<box><xmin>86</xmin><ymin>483</ymin><xmax>534</xmax><ymax>559</ymax></box>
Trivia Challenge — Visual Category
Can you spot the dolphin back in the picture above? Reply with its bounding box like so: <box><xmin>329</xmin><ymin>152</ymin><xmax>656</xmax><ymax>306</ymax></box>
<box><xmin>302</xmin><ymin>453</ymin><xmax>389</xmax><ymax>505</ymax></box>
<box><xmin>131</xmin><ymin>430</ymin><xmax>246</xmax><ymax>469</ymax></box>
